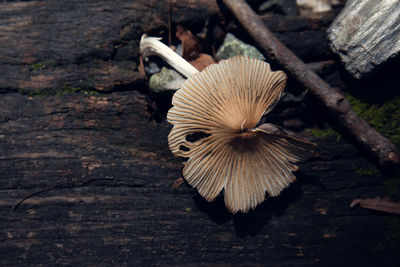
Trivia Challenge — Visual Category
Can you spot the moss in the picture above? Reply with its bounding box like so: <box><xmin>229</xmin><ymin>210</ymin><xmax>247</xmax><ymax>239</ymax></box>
<box><xmin>18</xmin><ymin>88</ymin><xmax>49</xmax><ymax>97</ymax></box>
<box><xmin>305</xmin><ymin>95</ymin><xmax>400</xmax><ymax>148</ymax></box>
<box><xmin>305</xmin><ymin>125</ymin><xmax>341</xmax><ymax>142</ymax></box>
<box><xmin>347</xmin><ymin>95</ymin><xmax>400</xmax><ymax>150</ymax></box>
<box><xmin>352</xmin><ymin>164</ymin><xmax>381</xmax><ymax>177</ymax></box>
<box><xmin>348</xmin><ymin>94</ymin><xmax>400</xmax><ymax>256</ymax></box>
<box><xmin>346</xmin><ymin>94</ymin><xmax>400</xmax><ymax>202</ymax></box>
<box><xmin>185</xmin><ymin>207</ymin><xmax>192</xmax><ymax>213</ymax></box>
<box><xmin>18</xmin><ymin>86</ymin><xmax>98</xmax><ymax>97</ymax></box>
<box><xmin>29</xmin><ymin>60</ymin><xmax>58</xmax><ymax>71</ymax></box>
<box><xmin>56</xmin><ymin>86</ymin><xmax>98</xmax><ymax>96</ymax></box>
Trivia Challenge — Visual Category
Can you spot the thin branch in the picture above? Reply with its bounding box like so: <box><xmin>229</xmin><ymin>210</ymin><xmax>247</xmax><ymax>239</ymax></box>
<box><xmin>13</xmin><ymin>178</ymin><xmax>114</xmax><ymax>211</ymax></box>
<box><xmin>221</xmin><ymin>0</ymin><xmax>399</xmax><ymax>166</ymax></box>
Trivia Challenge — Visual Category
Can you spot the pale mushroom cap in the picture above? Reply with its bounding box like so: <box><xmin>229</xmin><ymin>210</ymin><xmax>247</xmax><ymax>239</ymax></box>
<box><xmin>167</xmin><ymin>56</ymin><xmax>315</xmax><ymax>213</ymax></box>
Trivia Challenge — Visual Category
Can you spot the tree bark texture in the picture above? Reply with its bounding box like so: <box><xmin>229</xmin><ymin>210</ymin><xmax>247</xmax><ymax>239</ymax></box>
<box><xmin>0</xmin><ymin>0</ymin><xmax>219</xmax><ymax>92</ymax></box>
<box><xmin>0</xmin><ymin>0</ymin><xmax>335</xmax><ymax>93</ymax></box>
<box><xmin>0</xmin><ymin>91</ymin><xmax>398</xmax><ymax>266</ymax></box>
<box><xmin>0</xmin><ymin>1</ymin><xmax>399</xmax><ymax>265</ymax></box>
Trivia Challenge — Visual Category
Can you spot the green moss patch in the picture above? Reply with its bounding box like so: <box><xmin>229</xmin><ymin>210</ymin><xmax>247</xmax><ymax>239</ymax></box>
<box><xmin>18</xmin><ymin>86</ymin><xmax>98</xmax><ymax>97</ymax></box>
<box><xmin>347</xmin><ymin>95</ymin><xmax>400</xmax><ymax>150</ymax></box>
<box><xmin>346</xmin><ymin>95</ymin><xmax>400</xmax><ymax>201</ymax></box>
<box><xmin>29</xmin><ymin>60</ymin><xmax>58</xmax><ymax>71</ymax></box>
<box><xmin>305</xmin><ymin>124</ymin><xmax>341</xmax><ymax>142</ymax></box>
<box><xmin>352</xmin><ymin>164</ymin><xmax>381</xmax><ymax>177</ymax></box>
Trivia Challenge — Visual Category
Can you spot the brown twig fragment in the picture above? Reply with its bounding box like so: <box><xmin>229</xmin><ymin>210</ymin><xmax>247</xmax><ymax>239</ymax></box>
<box><xmin>221</xmin><ymin>0</ymin><xmax>399</xmax><ymax>166</ymax></box>
<box><xmin>14</xmin><ymin>178</ymin><xmax>114</xmax><ymax>211</ymax></box>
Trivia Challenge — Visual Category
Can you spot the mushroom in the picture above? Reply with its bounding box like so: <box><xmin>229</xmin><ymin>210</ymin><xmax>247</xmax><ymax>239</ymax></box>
<box><xmin>140</xmin><ymin>35</ymin><xmax>316</xmax><ymax>213</ymax></box>
<box><xmin>140</xmin><ymin>34</ymin><xmax>198</xmax><ymax>79</ymax></box>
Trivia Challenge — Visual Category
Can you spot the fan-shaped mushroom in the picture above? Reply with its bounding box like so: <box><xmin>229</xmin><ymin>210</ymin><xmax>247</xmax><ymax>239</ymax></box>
<box><xmin>140</xmin><ymin>35</ymin><xmax>315</xmax><ymax>213</ymax></box>
<box><xmin>167</xmin><ymin>56</ymin><xmax>315</xmax><ymax>213</ymax></box>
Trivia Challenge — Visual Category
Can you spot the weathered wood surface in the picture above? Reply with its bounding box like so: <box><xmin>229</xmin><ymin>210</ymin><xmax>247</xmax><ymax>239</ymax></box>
<box><xmin>328</xmin><ymin>0</ymin><xmax>400</xmax><ymax>79</ymax></box>
<box><xmin>0</xmin><ymin>91</ymin><xmax>398</xmax><ymax>266</ymax></box>
<box><xmin>0</xmin><ymin>0</ymin><xmax>219</xmax><ymax>92</ymax></box>
<box><xmin>0</xmin><ymin>0</ymin><xmax>334</xmax><ymax>93</ymax></box>
<box><xmin>0</xmin><ymin>0</ymin><xmax>399</xmax><ymax>266</ymax></box>
<box><xmin>221</xmin><ymin>12</ymin><xmax>336</xmax><ymax>63</ymax></box>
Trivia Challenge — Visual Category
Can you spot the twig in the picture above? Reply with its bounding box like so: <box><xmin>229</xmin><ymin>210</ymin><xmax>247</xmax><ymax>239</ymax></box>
<box><xmin>221</xmin><ymin>0</ymin><xmax>399</xmax><ymax>166</ymax></box>
<box><xmin>168</xmin><ymin>0</ymin><xmax>172</xmax><ymax>47</ymax></box>
<box><xmin>14</xmin><ymin>181</ymin><xmax>70</xmax><ymax>211</ymax></box>
<box><xmin>13</xmin><ymin>178</ymin><xmax>114</xmax><ymax>211</ymax></box>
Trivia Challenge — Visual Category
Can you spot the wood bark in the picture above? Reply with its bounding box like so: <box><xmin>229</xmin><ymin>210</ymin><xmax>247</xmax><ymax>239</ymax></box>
<box><xmin>0</xmin><ymin>1</ymin><xmax>399</xmax><ymax>265</ymax></box>
<box><xmin>0</xmin><ymin>91</ymin><xmax>398</xmax><ymax>266</ymax></box>
<box><xmin>222</xmin><ymin>0</ymin><xmax>399</xmax><ymax>166</ymax></box>
<box><xmin>0</xmin><ymin>0</ymin><xmax>219</xmax><ymax>92</ymax></box>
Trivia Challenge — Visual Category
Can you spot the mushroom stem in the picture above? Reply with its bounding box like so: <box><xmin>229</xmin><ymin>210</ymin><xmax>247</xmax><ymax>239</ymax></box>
<box><xmin>139</xmin><ymin>34</ymin><xmax>199</xmax><ymax>79</ymax></box>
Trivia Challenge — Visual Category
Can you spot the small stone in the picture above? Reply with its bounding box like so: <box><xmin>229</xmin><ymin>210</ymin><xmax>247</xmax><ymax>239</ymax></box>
<box><xmin>216</xmin><ymin>33</ymin><xmax>265</xmax><ymax>61</ymax></box>
<box><xmin>144</xmin><ymin>61</ymin><xmax>161</xmax><ymax>75</ymax></box>
<box><xmin>148</xmin><ymin>67</ymin><xmax>185</xmax><ymax>93</ymax></box>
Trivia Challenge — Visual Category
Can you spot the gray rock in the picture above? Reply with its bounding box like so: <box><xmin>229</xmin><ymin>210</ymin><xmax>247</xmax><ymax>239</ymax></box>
<box><xmin>216</xmin><ymin>33</ymin><xmax>265</xmax><ymax>61</ymax></box>
<box><xmin>327</xmin><ymin>0</ymin><xmax>400</xmax><ymax>79</ymax></box>
<box><xmin>144</xmin><ymin>61</ymin><xmax>161</xmax><ymax>75</ymax></box>
<box><xmin>149</xmin><ymin>67</ymin><xmax>185</xmax><ymax>92</ymax></box>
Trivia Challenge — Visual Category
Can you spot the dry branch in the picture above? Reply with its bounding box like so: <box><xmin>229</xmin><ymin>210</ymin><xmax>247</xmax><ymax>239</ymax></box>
<box><xmin>222</xmin><ymin>0</ymin><xmax>399</xmax><ymax>166</ymax></box>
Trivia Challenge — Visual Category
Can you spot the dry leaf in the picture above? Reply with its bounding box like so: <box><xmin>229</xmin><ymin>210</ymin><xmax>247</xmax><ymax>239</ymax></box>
<box><xmin>175</xmin><ymin>25</ymin><xmax>215</xmax><ymax>71</ymax></box>
<box><xmin>176</xmin><ymin>25</ymin><xmax>200</xmax><ymax>61</ymax></box>
<box><xmin>189</xmin><ymin>53</ymin><xmax>216</xmax><ymax>72</ymax></box>
<box><xmin>350</xmin><ymin>197</ymin><xmax>400</xmax><ymax>215</ymax></box>
<box><xmin>138</xmin><ymin>55</ymin><xmax>147</xmax><ymax>79</ymax></box>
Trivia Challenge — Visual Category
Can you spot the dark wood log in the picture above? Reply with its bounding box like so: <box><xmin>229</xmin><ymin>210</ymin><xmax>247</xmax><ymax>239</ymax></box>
<box><xmin>1</xmin><ymin>61</ymin><xmax>144</xmax><ymax>93</ymax></box>
<box><xmin>0</xmin><ymin>91</ymin><xmax>399</xmax><ymax>266</ymax></box>
<box><xmin>0</xmin><ymin>0</ymin><xmax>336</xmax><ymax>93</ymax></box>
<box><xmin>0</xmin><ymin>1</ymin><xmax>399</xmax><ymax>265</ymax></box>
<box><xmin>221</xmin><ymin>0</ymin><xmax>399</xmax><ymax>166</ymax></box>
<box><xmin>0</xmin><ymin>0</ymin><xmax>219</xmax><ymax>93</ymax></box>
<box><xmin>224</xmin><ymin>13</ymin><xmax>336</xmax><ymax>62</ymax></box>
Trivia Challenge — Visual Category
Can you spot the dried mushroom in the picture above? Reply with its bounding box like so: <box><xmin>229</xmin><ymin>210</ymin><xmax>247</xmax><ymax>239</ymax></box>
<box><xmin>167</xmin><ymin>56</ymin><xmax>315</xmax><ymax>213</ymax></box>
<box><xmin>139</xmin><ymin>35</ymin><xmax>315</xmax><ymax>213</ymax></box>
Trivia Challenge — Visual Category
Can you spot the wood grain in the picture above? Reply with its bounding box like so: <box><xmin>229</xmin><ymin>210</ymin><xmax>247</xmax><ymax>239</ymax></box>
<box><xmin>0</xmin><ymin>91</ymin><xmax>397</xmax><ymax>266</ymax></box>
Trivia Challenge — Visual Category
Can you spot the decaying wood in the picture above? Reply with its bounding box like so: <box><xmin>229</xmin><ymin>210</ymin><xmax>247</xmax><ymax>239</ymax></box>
<box><xmin>0</xmin><ymin>0</ymin><xmax>336</xmax><ymax>93</ymax></box>
<box><xmin>328</xmin><ymin>0</ymin><xmax>400</xmax><ymax>79</ymax></box>
<box><xmin>0</xmin><ymin>1</ymin><xmax>399</xmax><ymax>265</ymax></box>
<box><xmin>0</xmin><ymin>0</ymin><xmax>219</xmax><ymax>93</ymax></box>
<box><xmin>222</xmin><ymin>0</ymin><xmax>399</xmax><ymax>166</ymax></box>
<box><xmin>0</xmin><ymin>91</ymin><xmax>398</xmax><ymax>265</ymax></box>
